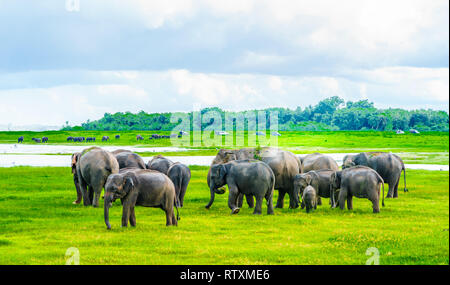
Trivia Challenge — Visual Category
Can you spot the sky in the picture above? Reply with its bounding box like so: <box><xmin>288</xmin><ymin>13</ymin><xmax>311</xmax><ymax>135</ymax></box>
<box><xmin>0</xmin><ymin>0</ymin><xmax>448</xmax><ymax>129</ymax></box>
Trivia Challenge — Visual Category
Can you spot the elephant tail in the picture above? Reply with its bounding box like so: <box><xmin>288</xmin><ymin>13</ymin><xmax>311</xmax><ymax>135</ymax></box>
<box><xmin>381</xmin><ymin>181</ymin><xmax>385</xmax><ymax>207</ymax></box>
<box><xmin>402</xmin><ymin>165</ymin><xmax>408</xmax><ymax>192</ymax></box>
<box><xmin>174</xmin><ymin>197</ymin><xmax>180</xmax><ymax>221</ymax></box>
<box><xmin>375</xmin><ymin>172</ymin><xmax>385</xmax><ymax>207</ymax></box>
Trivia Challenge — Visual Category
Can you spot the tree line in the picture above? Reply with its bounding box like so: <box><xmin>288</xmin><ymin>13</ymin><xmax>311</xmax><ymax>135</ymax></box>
<box><xmin>63</xmin><ymin>96</ymin><xmax>449</xmax><ymax>132</ymax></box>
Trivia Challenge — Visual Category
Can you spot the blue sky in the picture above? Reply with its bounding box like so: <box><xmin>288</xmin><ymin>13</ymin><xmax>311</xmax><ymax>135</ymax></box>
<box><xmin>0</xmin><ymin>0</ymin><xmax>448</xmax><ymax>128</ymax></box>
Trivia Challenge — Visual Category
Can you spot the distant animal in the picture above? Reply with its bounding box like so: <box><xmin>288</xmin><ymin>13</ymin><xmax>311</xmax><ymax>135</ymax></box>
<box><xmin>42</xmin><ymin>137</ymin><xmax>49</xmax><ymax>143</ymax></box>
<box><xmin>102</xmin><ymin>136</ymin><xmax>110</xmax><ymax>142</ymax></box>
<box><xmin>301</xmin><ymin>185</ymin><xmax>317</xmax><ymax>213</ymax></box>
<box><xmin>151</xmin><ymin>134</ymin><xmax>161</xmax><ymax>139</ymax></box>
<box><xmin>115</xmin><ymin>135</ymin><xmax>120</xmax><ymax>139</ymax></box>
<box><xmin>67</xmin><ymin>136</ymin><xmax>74</xmax><ymax>142</ymax></box>
<box><xmin>104</xmin><ymin>168</ymin><xmax>179</xmax><ymax>229</ymax></box>
<box><xmin>86</xmin><ymin>137</ymin><xmax>96</xmax><ymax>142</ymax></box>
<box><xmin>32</xmin><ymin>138</ymin><xmax>41</xmax><ymax>143</ymax></box>
<box><xmin>18</xmin><ymin>136</ymin><xmax>24</xmax><ymax>143</ymax></box>
<box><xmin>136</xmin><ymin>135</ymin><xmax>144</xmax><ymax>141</ymax></box>
<box><xmin>331</xmin><ymin>166</ymin><xmax>385</xmax><ymax>213</ymax></box>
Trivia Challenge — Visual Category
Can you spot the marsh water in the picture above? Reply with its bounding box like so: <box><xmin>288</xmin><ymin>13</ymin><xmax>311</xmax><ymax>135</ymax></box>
<box><xmin>0</xmin><ymin>144</ymin><xmax>448</xmax><ymax>171</ymax></box>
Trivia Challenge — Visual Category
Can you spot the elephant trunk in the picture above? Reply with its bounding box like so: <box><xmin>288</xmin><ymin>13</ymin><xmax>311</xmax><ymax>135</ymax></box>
<box><xmin>205</xmin><ymin>183</ymin><xmax>216</xmax><ymax>209</ymax></box>
<box><xmin>104</xmin><ymin>192</ymin><xmax>113</xmax><ymax>230</ymax></box>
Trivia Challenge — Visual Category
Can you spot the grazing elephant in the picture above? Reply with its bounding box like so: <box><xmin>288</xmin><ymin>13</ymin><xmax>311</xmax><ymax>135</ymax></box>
<box><xmin>147</xmin><ymin>155</ymin><xmax>174</xmax><ymax>174</ymax></box>
<box><xmin>32</xmin><ymin>138</ymin><xmax>41</xmax><ymax>143</ymax></box>
<box><xmin>42</xmin><ymin>137</ymin><xmax>49</xmax><ymax>143</ymax></box>
<box><xmin>207</xmin><ymin>147</ymin><xmax>302</xmax><ymax>209</ymax></box>
<box><xmin>294</xmin><ymin>169</ymin><xmax>337</xmax><ymax>208</ymax></box>
<box><xmin>18</xmin><ymin>136</ymin><xmax>24</xmax><ymax>143</ymax></box>
<box><xmin>104</xmin><ymin>168</ymin><xmax>179</xmax><ymax>229</ymax></box>
<box><xmin>71</xmin><ymin>152</ymin><xmax>82</xmax><ymax>204</ymax></box>
<box><xmin>301</xmin><ymin>185</ymin><xmax>317</xmax><ymax>213</ymax></box>
<box><xmin>167</xmin><ymin>162</ymin><xmax>191</xmax><ymax>207</ymax></box>
<box><xmin>67</xmin><ymin>136</ymin><xmax>74</xmax><ymax>142</ymax></box>
<box><xmin>300</xmin><ymin>153</ymin><xmax>339</xmax><ymax>172</ymax></box>
<box><xmin>115</xmin><ymin>135</ymin><xmax>120</xmax><ymax>139</ymax></box>
<box><xmin>102</xmin><ymin>136</ymin><xmax>110</xmax><ymax>142</ymax></box>
<box><xmin>208</xmin><ymin>160</ymin><xmax>275</xmax><ymax>215</ymax></box>
<box><xmin>73</xmin><ymin>147</ymin><xmax>119</xmax><ymax>207</ymax></box>
<box><xmin>342</xmin><ymin>152</ymin><xmax>407</xmax><ymax>198</ymax></box>
<box><xmin>331</xmin><ymin>166</ymin><xmax>385</xmax><ymax>213</ymax></box>
<box><xmin>136</xmin><ymin>135</ymin><xmax>144</xmax><ymax>141</ymax></box>
<box><xmin>114</xmin><ymin>151</ymin><xmax>146</xmax><ymax>170</ymax></box>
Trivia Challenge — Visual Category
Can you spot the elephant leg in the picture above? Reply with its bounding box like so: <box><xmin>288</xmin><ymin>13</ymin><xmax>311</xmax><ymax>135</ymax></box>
<box><xmin>265</xmin><ymin>191</ymin><xmax>274</xmax><ymax>215</ymax></box>
<box><xmin>228</xmin><ymin>185</ymin><xmax>240</xmax><ymax>214</ymax></box>
<box><xmin>393</xmin><ymin>176</ymin><xmax>400</xmax><ymax>198</ymax></box>
<box><xmin>275</xmin><ymin>190</ymin><xmax>285</xmax><ymax>208</ymax></box>
<box><xmin>73</xmin><ymin>176</ymin><xmax>82</xmax><ymax>204</ymax></box>
<box><xmin>178</xmin><ymin>184</ymin><xmax>188</xmax><ymax>208</ymax></box>
<box><xmin>236</xmin><ymin>193</ymin><xmax>244</xmax><ymax>208</ymax></box>
<box><xmin>79</xmin><ymin>177</ymin><xmax>91</xmax><ymax>206</ymax></box>
<box><xmin>253</xmin><ymin>195</ymin><xmax>263</xmax><ymax>215</ymax></box>
<box><xmin>121</xmin><ymin>205</ymin><xmax>130</xmax><ymax>227</ymax></box>
<box><xmin>92</xmin><ymin>185</ymin><xmax>103</xmax><ymax>208</ymax></box>
<box><xmin>246</xmin><ymin>194</ymin><xmax>255</xmax><ymax>208</ymax></box>
<box><xmin>288</xmin><ymin>191</ymin><xmax>299</xmax><ymax>209</ymax></box>
<box><xmin>317</xmin><ymin>196</ymin><xmax>322</xmax><ymax>206</ymax></box>
<box><xmin>129</xmin><ymin>206</ymin><xmax>136</xmax><ymax>227</ymax></box>
<box><xmin>338</xmin><ymin>189</ymin><xmax>347</xmax><ymax>210</ymax></box>
<box><xmin>165</xmin><ymin>209</ymin><xmax>173</xmax><ymax>226</ymax></box>
<box><xmin>386</xmin><ymin>181</ymin><xmax>394</xmax><ymax>198</ymax></box>
<box><xmin>347</xmin><ymin>195</ymin><xmax>353</xmax><ymax>210</ymax></box>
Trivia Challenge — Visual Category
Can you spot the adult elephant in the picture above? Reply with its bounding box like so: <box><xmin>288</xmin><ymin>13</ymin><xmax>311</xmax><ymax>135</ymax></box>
<box><xmin>342</xmin><ymin>152</ymin><xmax>407</xmax><ymax>198</ymax></box>
<box><xmin>73</xmin><ymin>147</ymin><xmax>119</xmax><ymax>207</ymax></box>
<box><xmin>18</xmin><ymin>136</ymin><xmax>24</xmax><ymax>143</ymax></box>
<box><xmin>300</xmin><ymin>153</ymin><xmax>339</xmax><ymax>172</ymax></box>
<box><xmin>206</xmin><ymin>147</ymin><xmax>302</xmax><ymax>209</ymax></box>
<box><xmin>114</xmin><ymin>151</ymin><xmax>146</xmax><ymax>169</ymax></box>
<box><xmin>147</xmin><ymin>155</ymin><xmax>174</xmax><ymax>174</ymax></box>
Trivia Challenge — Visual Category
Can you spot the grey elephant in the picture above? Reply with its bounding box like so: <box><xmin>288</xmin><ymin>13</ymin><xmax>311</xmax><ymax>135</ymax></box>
<box><xmin>331</xmin><ymin>166</ymin><xmax>385</xmax><ymax>213</ymax></box>
<box><xmin>301</xmin><ymin>185</ymin><xmax>317</xmax><ymax>213</ymax></box>
<box><xmin>103</xmin><ymin>168</ymin><xmax>179</xmax><ymax>229</ymax></box>
<box><xmin>73</xmin><ymin>147</ymin><xmax>119</xmax><ymax>207</ymax></box>
<box><xmin>294</xmin><ymin>169</ymin><xmax>337</xmax><ymax>208</ymax></box>
<box><xmin>300</xmin><ymin>153</ymin><xmax>339</xmax><ymax>172</ymax></box>
<box><xmin>207</xmin><ymin>147</ymin><xmax>302</xmax><ymax>209</ymax></box>
<box><xmin>167</xmin><ymin>162</ymin><xmax>191</xmax><ymax>207</ymax></box>
<box><xmin>342</xmin><ymin>152</ymin><xmax>407</xmax><ymax>198</ymax></box>
<box><xmin>208</xmin><ymin>160</ymin><xmax>275</xmax><ymax>215</ymax></box>
<box><xmin>18</xmin><ymin>136</ymin><xmax>24</xmax><ymax>143</ymax></box>
<box><xmin>113</xmin><ymin>151</ymin><xmax>146</xmax><ymax>169</ymax></box>
<box><xmin>147</xmin><ymin>155</ymin><xmax>174</xmax><ymax>174</ymax></box>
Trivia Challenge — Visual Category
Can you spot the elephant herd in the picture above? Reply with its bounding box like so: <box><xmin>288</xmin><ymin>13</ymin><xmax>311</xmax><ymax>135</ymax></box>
<box><xmin>70</xmin><ymin>146</ymin><xmax>407</xmax><ymax>229</ymax></box>
<box><xmin>71</xmin><ymin>147</ymin><xmax>190</xmax><ymax>229</ymax></box>
<box><xmin>206</xmin><ymin>148</ymin><xmax>407</xmax><ymax>215</ymax></box>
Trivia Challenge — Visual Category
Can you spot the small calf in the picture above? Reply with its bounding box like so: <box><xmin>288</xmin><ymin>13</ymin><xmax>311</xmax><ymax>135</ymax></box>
<box><xmin>301</xmin><ymin>185</ymin><xmax>317</xmax><ymax>213</ymax></box>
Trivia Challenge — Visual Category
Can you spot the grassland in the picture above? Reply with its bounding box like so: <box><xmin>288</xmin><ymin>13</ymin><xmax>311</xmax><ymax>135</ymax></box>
<box><xmin>0</xmin><ymin>166</ymin><xmax>448</xmax><ymax>265</ymax></box>
<box><xmin>1</xmin><ymin>131</ymin><xmax>448</xmax><ymax>164</ymax></box>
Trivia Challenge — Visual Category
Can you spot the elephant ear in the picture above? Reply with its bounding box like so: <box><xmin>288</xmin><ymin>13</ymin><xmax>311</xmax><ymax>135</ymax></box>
<box><xmin>305</xmin><ymin>174</ymin><xmax>312</xmax><ymax>185</ymax></box>
<box><xmin>123</xmin><ymin>172</ymin><xmax>137</xmax><ymax>194</ymax></box>
<box><xmin>354</xmin><ymin>153</ymin><xmax>369</xmax><ymax>166</ymax></box>
<box><xmin>71</xmin><ymin>153</ymin><xmax>80</xmax><ymax>174</ymax></box>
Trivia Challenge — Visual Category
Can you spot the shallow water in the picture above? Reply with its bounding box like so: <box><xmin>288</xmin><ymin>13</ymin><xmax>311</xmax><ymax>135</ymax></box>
<box><xmin>0</xmin><ymin>154</ymin><xmax>447</xmax><ymax>171</ymax></box>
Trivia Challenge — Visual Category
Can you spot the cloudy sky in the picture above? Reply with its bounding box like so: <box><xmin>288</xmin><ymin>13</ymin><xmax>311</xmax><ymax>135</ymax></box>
<box><xmin>0</xmin><ymin>0</ymin><xmax>448</xmax><ymax>128</ymax></box>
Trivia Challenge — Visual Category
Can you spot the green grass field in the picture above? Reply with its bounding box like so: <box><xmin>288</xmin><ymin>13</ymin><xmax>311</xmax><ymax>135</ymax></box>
<box><xmin>0</xmin><ymin>166</ymin><xmax>448</xmax><ymax>265</ymax></box>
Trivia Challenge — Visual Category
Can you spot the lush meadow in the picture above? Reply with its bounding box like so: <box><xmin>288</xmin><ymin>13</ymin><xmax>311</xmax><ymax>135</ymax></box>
<box><xmin>0</xmin><ymin>166</ymin><xmax>448</xmax><ymax>265</ymax></box>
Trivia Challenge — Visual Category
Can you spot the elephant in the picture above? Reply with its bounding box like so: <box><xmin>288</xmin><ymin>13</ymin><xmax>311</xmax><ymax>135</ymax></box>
<box><xmin>300</xmin><ymin>153</ymin><xmax>339</xmax><ymax>172</ymax></box>
<box><xmin>86</xmin><ymin>137</ymin><xmax>96</xmax><ymax>142</ymax></box>
<box><xmin>136</xmin><ymin>135</ymin><xmax>144</xmax><ymax>141</ymax></box>
<box><xmin>114</xmin><ymin>151</ymin><xmax>146</xmax><ymax>170</ymax></box>
<box><xmin>301</xmin><ymin>185</ymin><xmax>317</xmax><ymax>213</ymax></box>
<box><xmin>207</xmin><ymin>147</ymin><xmax>302</xmax><ymax>209</ymax></box>
<box><xmin>42</xmin><ymin>137</ymin><xmax>49</xmax><ymax>143</ymax></box>
<box><xmin>115</xmin><ymin>135</ymin><xmax>120</xmax><ymax>139</ymax></box>
<box><xmin>331</xmin><ymin>166</ymin><xmax>385</xmax><ymax>213</ymax></box>
<box><xmin>342</xmin><ymin>152</ymin><xmax>407</xmax><ymax>198</ymax></box>
<box><xmin>147</xmin><ymin>155</ymin><xmax>174</xmax><ymax>174</ymax></box>
<box><xmin>102</xmin><ymin>136</ymin><xmax>110</xmax><ymax>142</ymax></box>
<box><xmin>167</xmin><ymin>162</ymin><xmax>191</xmax><ymax>207</ymax></box>
<box><xmin>208</xmin><ymin>160</ymin><xmax>275</xmax><ymax>215</ymax></box>
<box><xmin>32</xmin><ymin>138</ymin><xmax>41</xmax><ymax>143</ymax></box>
<box><xmin>73</xmin><ymin>147</ymin><xmax>119</xmax><ymax>207</ymax></box>
<box><xmin>18</xmin><ymin>136</ymin><xmax>24</xmax><ymax>143</ymax></box>
<box><xmin>294</xmin><ymin>169</ymin><xmax>337</xmax><ymax>208</ymax></box>
<box><xmin>111</xmin><ymin>149</ymin><xmax>131</xmax><ymax>155</ymax></box>
<box><xmin>67</xmin><ymin>136</ymin><xmax>74</xmax><ymax>142</ymax></box>
<box><xmin>104</xmin><ymin>168</ymin><xmax>179</xmax><ymax>229</ymax></box>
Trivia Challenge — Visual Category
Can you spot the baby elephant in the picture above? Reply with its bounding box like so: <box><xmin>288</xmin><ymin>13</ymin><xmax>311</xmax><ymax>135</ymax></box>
<box><xmin>331</xmin><ymin>166</ymin><xmax>385</xmax><ymax>213</ymax></box>
<box><xmin>301</xmin><ymin>185</ymin><xmax>317</xmax><ymax>213</ymax></box>
<box><xmin>209</xmin><ymin>160</ymin><xmax>275</xmax><ymax>215</ymax></box>
<box><xmin>104</xmin><ymin>169</ymin><xmax>179</xmax><ymax>229</ymax></box>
